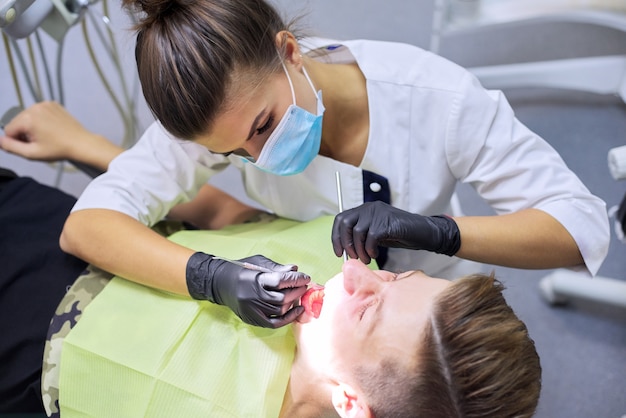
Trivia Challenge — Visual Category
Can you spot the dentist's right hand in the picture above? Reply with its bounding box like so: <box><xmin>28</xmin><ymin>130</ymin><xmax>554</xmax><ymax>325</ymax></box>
<box><xmin>186</xmin><ymin>253</ymin><xmax>311</xmax><ymax>328</ymax></box>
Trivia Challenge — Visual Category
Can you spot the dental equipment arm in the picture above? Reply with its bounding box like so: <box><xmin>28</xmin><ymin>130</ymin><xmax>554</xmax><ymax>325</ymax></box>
<box><xmin>0</xmin><ymin>0</ymin><xmax>53</xmax><ymax>38</ymax></box>
<box><xmin>1</xmin><ymin>0</ymin><xmax>89</xmax><ymax>40</ymax></box>
<box><xmin>60</xmin><ymin>209</ymin><xmax>310</xmax><ymax>328</ymax></box>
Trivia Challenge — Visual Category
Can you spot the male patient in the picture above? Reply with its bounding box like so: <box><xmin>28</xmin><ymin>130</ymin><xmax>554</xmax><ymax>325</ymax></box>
<box><xmin>285</xmin><ymin>260</ymin><xmax>541</xmax><ymax>417</ymax></box>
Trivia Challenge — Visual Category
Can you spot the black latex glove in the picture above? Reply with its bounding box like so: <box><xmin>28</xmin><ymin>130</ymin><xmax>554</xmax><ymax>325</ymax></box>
<box><xmin>332</xmin><ymin>201</ymin><xmax>461</xmax><ymax>264</ymax></box>
<box><xmin>186</xmin><ymin>253</ymin><xmax>311</xmax><ymax>328</ymax></box>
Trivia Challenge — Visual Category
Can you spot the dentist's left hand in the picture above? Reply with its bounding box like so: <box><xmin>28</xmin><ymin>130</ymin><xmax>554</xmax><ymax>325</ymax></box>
<box><xmin>186</xmin><ymin>253</ymin><xmax>311</xmax><ymax>328</ymax></box>
<box><xmin>332</xmin><ymin>201</ymin><xmax>461</xmax><ymax>264</ymax></box>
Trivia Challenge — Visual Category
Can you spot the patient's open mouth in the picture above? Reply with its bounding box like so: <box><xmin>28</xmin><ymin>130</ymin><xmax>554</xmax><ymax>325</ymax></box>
<box><xmin>300</xmin><ymin>284</ymin><xmax>325</xmax><ymax>319</ymax></box>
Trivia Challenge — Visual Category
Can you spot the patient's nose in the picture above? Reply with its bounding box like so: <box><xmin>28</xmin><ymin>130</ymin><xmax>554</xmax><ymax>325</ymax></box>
<box><xmin>342</xmin><ymin>259</ymin><xmax>382</xmax><ymax>295</ymax></box>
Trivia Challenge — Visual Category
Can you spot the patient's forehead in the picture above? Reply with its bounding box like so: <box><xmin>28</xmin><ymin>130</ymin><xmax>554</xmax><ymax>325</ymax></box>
<box><xmin>326</xmin><ymin>268</ymin><xmax>395</xmax><ymax>283</ymax></box>
<box><xmin>324</xmin><ymin>269</ymin><xmax>426</xmax><ymax>291</ymax></box>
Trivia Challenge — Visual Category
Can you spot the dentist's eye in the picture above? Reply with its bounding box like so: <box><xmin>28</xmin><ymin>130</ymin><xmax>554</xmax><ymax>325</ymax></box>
<box><xmin>256</xmin><ymin>115</ymin><xmax>274</xmax><ymax>135</ymax></box>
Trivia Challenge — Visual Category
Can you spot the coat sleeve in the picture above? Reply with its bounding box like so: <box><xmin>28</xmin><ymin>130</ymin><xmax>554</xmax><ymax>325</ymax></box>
<box><xmin>446</xmin><ymin>72</ymin><xmax>610</xmax><ymax>276</ymax></box>
<box><xmin>72</xmin><ymin>122</ymin><xmax>228</xmax><ymax>227</ymax></box>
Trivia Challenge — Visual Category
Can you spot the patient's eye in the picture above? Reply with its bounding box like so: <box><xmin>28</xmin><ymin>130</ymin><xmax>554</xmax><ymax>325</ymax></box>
<box><xmin>256</xmin><ymin>115</ymin><xmax>274</xmax><ymax>135</ymax></box>
<box><xmin>359</xmin><ymin>300</ymin><xmax>377</xmax><ymax>321</ymax></box>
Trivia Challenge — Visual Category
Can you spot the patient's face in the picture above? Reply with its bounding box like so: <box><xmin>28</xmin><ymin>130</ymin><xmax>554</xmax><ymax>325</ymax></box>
<box><xmin>293</xmin><ymin>259</ymin><xmax>451</xmax><ymax>377</ymax></box>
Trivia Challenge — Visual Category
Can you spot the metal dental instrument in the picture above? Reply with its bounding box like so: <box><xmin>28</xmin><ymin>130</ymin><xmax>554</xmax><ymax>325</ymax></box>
<box><xmin>212</xmin><ymin>256</ymin><xmax>274</xmax><ymax>273</ymax></box>
<box><xmin>335</xmin><ymin>171</ymin><xmax>348</xmax><ymax>262</ymax></box>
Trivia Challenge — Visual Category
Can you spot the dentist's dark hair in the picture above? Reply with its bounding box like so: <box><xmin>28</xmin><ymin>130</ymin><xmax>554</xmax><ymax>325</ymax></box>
<box><xmin>122</xmin><ymin>0</ymin><xmax>298</xmax><ymax>140</ymax></box>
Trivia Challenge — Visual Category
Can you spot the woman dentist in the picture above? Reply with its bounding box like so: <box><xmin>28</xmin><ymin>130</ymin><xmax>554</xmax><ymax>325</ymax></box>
<box><xmin>60</xmin><ymin>0</ymin><xmax>609</xmax><ymax>328</ymax></box>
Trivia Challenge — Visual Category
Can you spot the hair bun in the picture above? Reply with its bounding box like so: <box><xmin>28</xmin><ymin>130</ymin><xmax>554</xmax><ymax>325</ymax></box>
<box><xmin>123</xmin><ymin>0</ymin><xmax>186</xmax><ymax>28</ymax></box>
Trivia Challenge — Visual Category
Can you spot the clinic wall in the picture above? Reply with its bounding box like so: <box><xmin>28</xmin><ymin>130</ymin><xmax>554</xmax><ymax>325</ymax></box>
<box><xmin>268</xmin><ymin>0</ymin><xmax>435</xmax><ymax>48</ymax></box>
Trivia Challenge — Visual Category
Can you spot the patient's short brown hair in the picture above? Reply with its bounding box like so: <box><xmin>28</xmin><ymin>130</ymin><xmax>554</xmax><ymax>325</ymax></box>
<box><xmin>356</xmin><ymin>273</ymin><xmax>541</xmax><ymax>418</ymax></box>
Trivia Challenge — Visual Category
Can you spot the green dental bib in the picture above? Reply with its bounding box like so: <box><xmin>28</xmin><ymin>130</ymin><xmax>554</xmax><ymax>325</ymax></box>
<box><xmin>59</xmin><ymin>216</ymin><xmax>359</xmax><ymax>418</ymax></box>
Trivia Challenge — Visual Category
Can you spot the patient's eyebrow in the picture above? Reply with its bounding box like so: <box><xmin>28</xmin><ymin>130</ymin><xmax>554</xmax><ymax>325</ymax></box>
<box><xmin>367</xmin><ymin>292</ymin><xmax>386</xmax><ymax>335</ymax></box>
<box><xmin>398</xmin><ymin>271</ymin><xmax>419</xmax><ymax>280</ymax></box>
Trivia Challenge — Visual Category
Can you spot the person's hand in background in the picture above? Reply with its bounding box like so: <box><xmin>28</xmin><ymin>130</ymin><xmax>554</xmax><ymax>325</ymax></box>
<box><xmin>0</xmin><ymin>101</ymin><xmax>122</xmax><ymax>172</ymax></box>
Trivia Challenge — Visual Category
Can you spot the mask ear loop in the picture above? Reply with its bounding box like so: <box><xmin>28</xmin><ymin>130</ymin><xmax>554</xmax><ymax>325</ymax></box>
<box><xmin>280</xmin><ymin>61</ymin><xmax>297</xmax><ymax>105</ymax></box>
<box><xmin>301</xmin><ymin>66</ymin><xmax>318</xmax><ymax>96</ymax></box>
<box><xmin>280</xmin><ymin>57</ymin><xmax>319</xmax><ymax>106</ymax></box>
<box><xmin>303</xmin><ymin>65</ymin><xmax>324</xmax><ymax>116</ymax></box>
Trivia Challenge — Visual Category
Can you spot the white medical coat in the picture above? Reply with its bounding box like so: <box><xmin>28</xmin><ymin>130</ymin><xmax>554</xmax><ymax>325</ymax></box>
<box><xmin>73</xmin><ymin>39</ymin><xmax>609</xmax><ymax>277</ymax></box>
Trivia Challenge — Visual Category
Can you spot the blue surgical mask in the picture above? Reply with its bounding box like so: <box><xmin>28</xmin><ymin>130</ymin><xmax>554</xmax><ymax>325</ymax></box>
<box><xmin>249</xmin><ymin>63</ymin><xmax>325</xmax><ymax>176</ymax></box>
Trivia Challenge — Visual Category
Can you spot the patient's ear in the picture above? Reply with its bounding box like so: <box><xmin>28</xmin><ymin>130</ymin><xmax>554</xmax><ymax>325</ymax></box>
<box><xmin>331</xmin><ymin>383</ymin><xmax>372</xmax><ymax>418</ymax></box>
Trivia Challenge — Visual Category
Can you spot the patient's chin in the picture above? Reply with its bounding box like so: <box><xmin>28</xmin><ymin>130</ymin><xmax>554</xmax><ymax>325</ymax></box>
<box><xmin>295</xmin><ymin>311</ymin><xmax>314</xmax><ymax>324</ymax></box>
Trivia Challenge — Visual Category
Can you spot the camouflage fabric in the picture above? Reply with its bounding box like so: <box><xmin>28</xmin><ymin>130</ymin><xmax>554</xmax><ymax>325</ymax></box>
<box><xmin>41</xmin><ymin>264</ymin><xmax>113</xmax><ymax>417</ymax></box>
<box><xmin>242</xmin><ymin>211</ymin><xmax>279</xmax><ymax>225</ymax></box>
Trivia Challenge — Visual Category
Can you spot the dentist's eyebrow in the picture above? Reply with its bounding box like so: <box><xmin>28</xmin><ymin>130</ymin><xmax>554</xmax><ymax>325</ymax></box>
<box><xmin>209</xmin><ymin>108</ymin><xmax>265</xmax><ymax>155</ymax></box>
<box><xmin>247</xmin><ymin>109</ymin><xmax>267</xmax><ymax>140</ymax></box>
